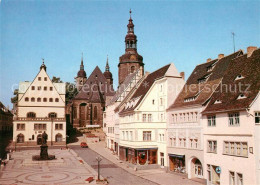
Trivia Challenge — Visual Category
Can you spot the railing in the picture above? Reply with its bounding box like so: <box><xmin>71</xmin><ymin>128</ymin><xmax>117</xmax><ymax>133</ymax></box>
<box><xmin>13</xmin><ymin>117</ymin><xmax>65</xmax><ymax>121</ymax></box>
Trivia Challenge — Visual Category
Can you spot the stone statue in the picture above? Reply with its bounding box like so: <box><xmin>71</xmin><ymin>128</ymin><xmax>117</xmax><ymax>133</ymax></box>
<box><xmin>42</xmin><ymin>131</ymin><xmax>48</xmax><ymax>145</ymax></box>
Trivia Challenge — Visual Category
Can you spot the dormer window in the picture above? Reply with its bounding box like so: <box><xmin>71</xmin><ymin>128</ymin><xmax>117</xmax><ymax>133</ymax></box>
<box><xmin>235</xmin><ymin>74</ymin><xmax>245</xmax><ymax>81</ymax></box>
<box><xmin>198</xmin><ymin>74</ymin><xmax>211</xmax><ymax>84</ymax></box>
<box><xmin>214</xmin><ymin>99</ymin><xmax>222</xmax><ymax>104</ymax></box>
<box><xmin>237</xmin><ymin>94</ymin><xmax>246</xmax><ymax>100</ymax></box>
<box><xmin>207</xmin><ymin>62</ymin><xmax>217</xmax><ymax>72</ymax></box>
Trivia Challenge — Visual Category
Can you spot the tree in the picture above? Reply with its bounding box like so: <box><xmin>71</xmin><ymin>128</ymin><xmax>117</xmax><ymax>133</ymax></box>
<box><xmin>66</xmin><ymin>82</ymin><xmax>78</xmax><ymax>104</ymax></box>
<box><xmin>11</xmin><ymin>89</ymin><xmax>18</xmax><ymax>103</ymax></box>
<box><xmin>51</xmin><ymin>76</ymin><xmax>63</xmax><ymax>83</ymax></box>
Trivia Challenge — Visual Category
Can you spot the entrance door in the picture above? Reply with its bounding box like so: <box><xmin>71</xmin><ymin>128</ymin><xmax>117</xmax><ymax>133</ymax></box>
<box><xmin>80</xmin><ymin>104</ymin><xmax>86</xmax><ymax>126</ymax></box>
<box><xmin>160</xmin><ymin>152</ymin><xmax>164</xmax><ymax>167</ymax></box>
<box><xmin>37</xmin><ymin>134</ymin><xmax>42</xmax><ymax>145</ymax></box>
<box><xmin>125</xmin><ymin>148</ymin><xmax>128</xmax><ymax>161</ymax></box>
<box><xmin>194</xmin><ymin>159</ymin><xmax>203</xmax><ymax>178</ymax></box>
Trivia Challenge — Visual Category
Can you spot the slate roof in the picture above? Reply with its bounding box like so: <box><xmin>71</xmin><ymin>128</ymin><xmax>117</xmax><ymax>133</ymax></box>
<box><xmin>203</xmin><ymin>48</ymin><xmax>260</xmax><ymax>113</ymax></box>
<box><xmin>119</xmin><ymin>64</ymin><xmax>171</xmax><ymax>114</ymax></box>
<box><xmin>74</xmin><ymin>66</ymin><xmax>115</xmax><ymax>101</ymax></box>
<box><xmin>168</xmin><ymin>50</ymin><xmax>243</xmax><ymax>110</ymax></box>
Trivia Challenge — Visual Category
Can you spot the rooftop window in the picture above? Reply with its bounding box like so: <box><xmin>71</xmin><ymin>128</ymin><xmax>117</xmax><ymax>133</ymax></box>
<box><xmin>235</xmin><ymin>74</ymin><xmax>245</xmax><ymax>81</ymax></box>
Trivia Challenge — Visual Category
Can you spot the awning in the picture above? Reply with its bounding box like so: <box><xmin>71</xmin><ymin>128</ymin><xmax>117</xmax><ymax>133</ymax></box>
<box><xmin>168</xmin><ymin>154</ymin><xmax>185</xmax><ymax>158</ymax></box>
<box><xmin>135</xmin><ymin>148</ymin><xmax>158</xmax><ymax>151</ymax></box>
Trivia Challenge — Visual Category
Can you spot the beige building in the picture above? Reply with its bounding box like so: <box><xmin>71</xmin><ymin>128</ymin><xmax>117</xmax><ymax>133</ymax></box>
<box><xmin>202</xmin><ymin>47</ymin><xmax>260</xmax><ymax>185</ymax></box>
<box><xmin>13</xmin><ymin>61</ymin><xmax>66</xmax><ymax>146</ymax></box>
<box><xmin>166</xmin><ymin>50</ymin><xmax>243</xmax><ymax>180</ymax></box>
<box><xmin>118</xmin><ymin>63</ymin><xmax>184</xmax><ymax>169</ymax></box>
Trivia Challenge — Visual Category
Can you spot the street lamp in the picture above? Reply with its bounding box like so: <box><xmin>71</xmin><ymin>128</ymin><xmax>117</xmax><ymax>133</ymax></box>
<box><xmin>96</xmin><ymin>155</ymin><xmax>102</xmax><ymax>180</ymax></box>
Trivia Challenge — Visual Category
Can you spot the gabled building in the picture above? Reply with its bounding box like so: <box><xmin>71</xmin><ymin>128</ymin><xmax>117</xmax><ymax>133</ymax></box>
<box><xmin>13</xmin><ymin>61</ymin><xmax>66</xmax><ymax>146</ymax></box>
<box><xmin>202</xmin><ymin>46</ymin><xmax>260</xmax><ymax>185</ymax></box>
<box><xmin>166</xmin><ymin>50</ymin><xmax>243</xmax><ymax>179</ymax></box>
<box><xmin>0</xmin><ymin>102</ymin><xmax>13</xmax><ymax>135</ymax></box>
<box><xmin>118</xmin><ymin>63</ymin><xmax>184</xmax><ymax>169</ymax></box>
<box><xmin>67</xmin><ymin>56</ymin><xmax>115</xmax><ymax>128</ymax></box>
<box><xmin>103</xmin><ymin>69</ymin><xmax>144</xmax><ymax>155</ymax></box>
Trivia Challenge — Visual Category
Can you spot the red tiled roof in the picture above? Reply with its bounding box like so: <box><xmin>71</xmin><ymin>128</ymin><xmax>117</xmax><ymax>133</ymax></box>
<box><xmin>119</xmin><ymin>64</ymin><xmax>171</xmax><ymax>114</ymax></box>
<box><xmin>203</xmin><ymin>48</ymin><xmax>260</xmax><ymax>113</ymax></box>
<box><xmin>168</xmin><ymin>50</ymin><xmax>243</xmax><ymax>110</ymax></box>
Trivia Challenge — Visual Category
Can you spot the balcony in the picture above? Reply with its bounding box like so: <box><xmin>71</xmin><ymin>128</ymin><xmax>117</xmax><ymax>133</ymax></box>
<box><xmin>13</xmin><ymin>117</ymin><xmax>65</xmax><ymax>121</ymax></box>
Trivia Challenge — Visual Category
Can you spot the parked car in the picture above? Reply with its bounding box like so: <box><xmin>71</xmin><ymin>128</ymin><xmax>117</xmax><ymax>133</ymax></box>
<box><xmin>80</xmin><ymin>142</ymin><xmax>88</xmax><ymax>148</ymax></box>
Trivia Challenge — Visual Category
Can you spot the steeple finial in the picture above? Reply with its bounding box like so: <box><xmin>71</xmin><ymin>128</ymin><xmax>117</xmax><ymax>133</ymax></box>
<box><xmin>40</xmin><ymin>58</ymin><xmax>47</xmax><ymax>71</ymax></box>
<box><xmin>129</xmin><ymin>9</ymin><xmax>132</xmax><ymax>18</ymax></box>
<box><xmin>106</xmin><ymin>55</ymin><xmax>110</xmax><ymax>72</ymax></box>
<box><xmin>80</xmin><ymin>53</ymin><xmax>84</xmax><ymax>70</ymax></box>
<box><xmin>42</xmin><ymin>58</ymin><xmax>44</xmax><ymax>64</ymax></box>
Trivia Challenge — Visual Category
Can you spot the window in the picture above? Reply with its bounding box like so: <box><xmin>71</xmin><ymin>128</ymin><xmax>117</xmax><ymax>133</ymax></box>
<box><xmin>255</xmin><ymin>112</ymin><xmax>260</xmax><ymax>124</ymax></box>
<box><xmin>142</xmin><ymin>114</ymin><xmax>147</xmax><ymax>122</ymax></box>
<box><xmin>55</xmin><ymin>134</ymin><xmax>62</xmax><ymax>142</ymax></box>
<box><xmin>94</xmin><ymin>106</ymin><xmax>97</xmax><ymax>119</ymax></box>
<box><xmin>148</xmin><ymin>114</ymin><xmax>152</xmax><ymax>122</ymax></box>
<box><xmin>143</xmin><ymin>131</ymin><xmax>151</xmax><ymax>141</ymax></box>
<box><xmin>34</xmin><ymin>124</ymin><xmax>46</xmax><ymax>130</ymax></box>
<box><xmin>179</xmin><ymin>138</ymin><xmax>182</xmax><ymax>147</ymax></box>
<box><xmin>31</xmin><ymin>97</ymin><xmax>35</xmax><ymax>102</ymax></box>
<box><xmin>126</xmin><ymin>131</ymin><xmax>128</xmax><ymax>140</ymax></box>
<box><xmin>38</xmin><ymin>86</ymin><xmax>41</xmax><ymax>90</ymax></box>
<box><xmin>50</xmin><ymin>87</ymin><xmax>53</xmax><ymax>91</ymax></box>
<box><xmin>207</xmin><ymin>115</ymin><xmax>216</xmax><ymax>126</ymax></box>
<box><xmin>237</xmin><ymin>173</ymin><xmax>243</xmax><ymax>185</ymax></box>
<box><xmin>229</xmin><ymin>171</ymin><xmax>235</xmax><ymax>185</ymax></box>
<box><xmin>207</xmin><ymin>140</ymin><xmax>217</xmax><ymax>153</ymax></box>
<box><xmin>161</xmin><ymin>114</ymin><xmax>164</xmax><ymax>121</ymax></box>
<box><xmin>130</xmin><ymin>131</ymin><xmax>133</xmax><ymax>140</ymax></box>
<box><xmin>17</xmin><ymin>123</ymin><xmax>25</xmax><ymax>130</ymax></box>
<box><xmin>49</xmin><ymin>98</ymin><xmax>53</xmax><ymax>102</ymax></box>
<box><xmin>55</xmin><ymin>124</ymin><xmax>63</xmax><ymax>130</ymax></box>
<box><xmin>152</xmin><ymin>99</ymin><xmax>155</xmax><ymax>105</ymax></box>
<box><xmin>31</xmin><ymin>86</ymin><xmax>35</xmax><ymax>90</ymax></box>
<box><xmin>183</xmin><ymin>138</ymin><xmax>186</xmax><ymax>147</ymax></box>
<box><xmin>44</xmin><ymin>86</ymin><xmax>47</xmax><ymax>91</ymax></box>
<box><xmin>130</xmin><ymin>66</ymin><xmax>135</xmax><ymax>73</ymax></box>
<box><xmin>223</xmin><ymin>141</ymin><xmax>248</xmax><ymax>157</ymax></box>
<box><xmin>25</xmin><ymin>97</ymin><xmax>29</xmax><ymax>102</ymax></box>
<box><xmin>48</xmin><ymin>112</ymin><xmax>57</xmax><ymax>118</ymax></box>
<box><xmin>55</xmin><ymin>98</ymin><xmax>59</xmax><ymax>102</ymax></box>
<box><xmin>38</xmin><ymin>77</ymin><xmax>41</xmax><ymax>81</ymax></box>
<box><xmin>229</xmin><ymin>113</ymin><xmax>240</xmax><ymax>126</ymax></box>
<box><xmin>27</xmin><ymin>112</ymin><xmax>36</xmax><ymax>118</ymax></box>
<box><xmin>160</xmin><ymin>98</ymin><xmax>163</xmax><ymax>106</ymax></box>
<box><xmin>43</xmin><ymin>98</ymin><xmax>47</xmax><ymax>102</ymax></box>
<box><xmin>37</xmin><ymin>98</ymin><xmax>41</xmax><ymax>102</ymax></box>
<box><xmin>44</xmin><ymin>77</ymin><xmax>47</xmax><ymax>81</ymax></box>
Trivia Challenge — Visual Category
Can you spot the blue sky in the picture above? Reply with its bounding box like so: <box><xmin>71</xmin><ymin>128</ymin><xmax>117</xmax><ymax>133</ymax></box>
<box><xmin>1</xmin><ymin>0</ymin><xmax>259</xmax><ymax>108</ymax></box>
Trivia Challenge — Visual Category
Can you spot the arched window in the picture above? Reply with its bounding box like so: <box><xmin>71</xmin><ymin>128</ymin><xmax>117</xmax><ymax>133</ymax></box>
<box><xmin>37</xmin><ymin>98</ymin><xmax>41</xmax><ymax>102</ymax></box>
<box><xmin>48</xmin><ymin>112</ymin><xmax>57</xmax><ymax>118</ymax></box>
<box><xmin>43</xmin><ymin>98</ymin><xmax>47</xmax><ymax>102</ymax></box>
<box><xmin>25</xmin><ymin>97</ymin><xmax>29</xmax><ymax>102</ymax></box>
<box><xmin>31</xmin><ymin>97</ymin><xmax>35</xmax><ymax>102</ymax></box>
<box><xmin>55</xmin><ymin>98</ymin><xmax>59</xmax><ymax>102</ymax></box>
<box><xmin>27</xmin><ymin>112</ymin><xmax>36</xmax><ymax>118</ymax></box>
<box><xmin>17</xmin><ymin>133</ymin><xmax>24</xmax><ymax>143</ymax></box>
<box><xmin>49</xmin><ymin>98</ymin><xmax>53</xmax><ymax>102</ymax></box>
<box><xmin>55</xmin><ymin>133</ymin><xmax>62</xmax><ymax>142</ymax></box>
<box><xmin>94</xmin><ymin>106</ymin><xmax>97</xmax><ymax>119</ymax></box>
<box><xmin>131</xmin><ymin>66</ymin><xmax>135</xmax><ymax>73</ymax></box>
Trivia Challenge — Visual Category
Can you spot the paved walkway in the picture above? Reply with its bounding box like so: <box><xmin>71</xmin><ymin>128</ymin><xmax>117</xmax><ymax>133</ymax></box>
<box><xmin>76</xmin><ymin>141</ymin><xmax>205</xmax><ymax>185</ymax></box>
<box><xmin>0</xmin><ymin>149</ymin><xmax>97</xmax><ymax>184</ymax></box>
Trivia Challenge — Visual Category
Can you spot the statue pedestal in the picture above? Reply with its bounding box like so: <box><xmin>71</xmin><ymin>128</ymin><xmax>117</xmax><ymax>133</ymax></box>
<box><xmin>40</xmin><ymin>144</ymin><xmax>48</xmax><ymax>160</ymax></box>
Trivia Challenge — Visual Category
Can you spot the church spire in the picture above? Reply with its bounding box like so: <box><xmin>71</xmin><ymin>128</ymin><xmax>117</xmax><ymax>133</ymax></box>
<box><xmin>80</xmin><ymin>52</ymin><xmax>84</xmax><ymax>70</ymax></box>
<box><xmin>125</xmin><ymin>9</ymin><xmax>137</xmax><ymax>51</ymax></box>
<box><xmin>105</xmin><ymin>55</ymin><xmax>110</xmax><ymax>72</ymax></box>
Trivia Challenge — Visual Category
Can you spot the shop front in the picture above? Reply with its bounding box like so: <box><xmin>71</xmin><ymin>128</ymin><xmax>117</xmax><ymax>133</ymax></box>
<box><xmin>169</xmin><ymin>154</ymin><xmax>186</xmax><ymax>173</ymax></box>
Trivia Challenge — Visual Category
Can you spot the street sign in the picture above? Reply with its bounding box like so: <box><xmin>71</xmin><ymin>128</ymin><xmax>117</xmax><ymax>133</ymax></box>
<box><xmin>216</xmin><ymin>166</ymin><xmax>221</xmax><ymax>174</ymax></box>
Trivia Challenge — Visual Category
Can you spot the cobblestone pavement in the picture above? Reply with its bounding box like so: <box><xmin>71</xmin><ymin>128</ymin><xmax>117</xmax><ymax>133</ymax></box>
<box><xmin>71</xmin><ymin>145</ymin><xmax>158</xmax><ymax>185</ymax></box>
<box><xmin>0</xmin><ymin>149</ymin><xmax>96</xmax><ymax>185</ymax></box>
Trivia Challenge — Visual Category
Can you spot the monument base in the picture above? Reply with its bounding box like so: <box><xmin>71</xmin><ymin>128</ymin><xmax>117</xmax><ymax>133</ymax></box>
<box><xmin>32</xmin><ymin>144</ymin><xmax>55</xmax><ymax>161</ymax></box>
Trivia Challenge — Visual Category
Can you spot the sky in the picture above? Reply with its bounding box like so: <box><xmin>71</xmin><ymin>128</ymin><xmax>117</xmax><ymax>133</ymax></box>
<box><xmin>0</xmin><ymin>0</ymin><xmax>260</xmax><ymax>108</ymax></box>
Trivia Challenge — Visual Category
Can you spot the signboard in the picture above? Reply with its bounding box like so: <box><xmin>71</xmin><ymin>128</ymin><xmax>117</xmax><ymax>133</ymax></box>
<box><xmin>216</xmin><ymin>166</ymin><xmax>221</xmax><ymax>174</ymax></box>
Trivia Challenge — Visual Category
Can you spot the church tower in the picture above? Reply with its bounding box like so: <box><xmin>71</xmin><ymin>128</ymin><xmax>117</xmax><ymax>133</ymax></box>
<box><xmin>103</xmin><ymin>55</ymin><xmax>113</xmax><ymax>85</ymax></box>
<box><xmin>75</xmin><ymin>53</ymin><xmax>87</xmax><ymax>91</ymax></box>
<box><xmin>118</xmin><ymin>9</ymin><xmax>144</xmax><ymax>85</ymax></box>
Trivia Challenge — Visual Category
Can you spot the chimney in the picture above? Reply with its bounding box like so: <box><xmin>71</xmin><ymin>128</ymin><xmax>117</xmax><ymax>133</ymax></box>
<box><xmin>207</xmin><ymin>58</ymin><xmax>211</xmax><ymax>63</ymax></box>
<box><xmin>180</xmin><ymin>72</ymin><xmax>185</xmax><ymax>80</ymax></box>
<box><xmin>218</xmin><ymin>54</ymin><xmax>224</xmax><ymax>59</ymax></box>
<box><xmin>247</xmin><ymin>46</ymin><xmax>257</xmax><ymax>57</ymax></box>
